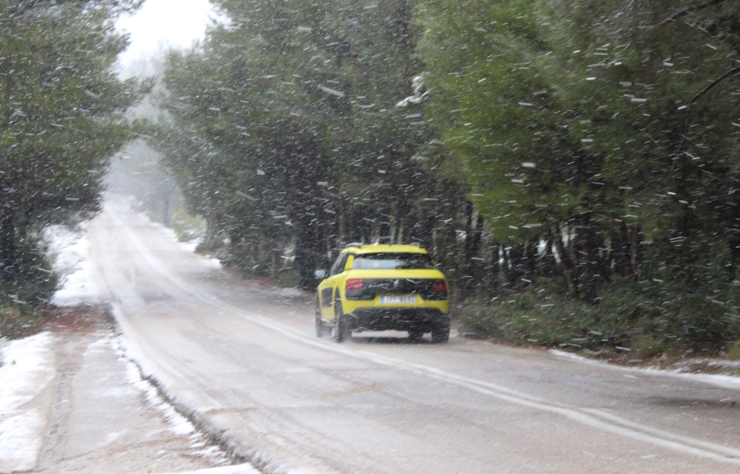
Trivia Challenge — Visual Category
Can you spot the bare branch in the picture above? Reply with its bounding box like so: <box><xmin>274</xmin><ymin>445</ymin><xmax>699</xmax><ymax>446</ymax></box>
<box><xmin>660</xmin><ymin>0</ymin><xmax>728</xmax><ymax>26</ymax></box>
<box><xmin>692</xmin><ymin>66</ymin><xmax>740</xmax><ymax>103</ymax></box>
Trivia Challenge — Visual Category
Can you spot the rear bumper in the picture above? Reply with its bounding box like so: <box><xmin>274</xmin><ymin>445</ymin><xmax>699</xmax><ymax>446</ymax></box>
<box><xmin>346</xmin><ymin>307</ymin><xmax>449</xmax><ymax>332</ymax></box>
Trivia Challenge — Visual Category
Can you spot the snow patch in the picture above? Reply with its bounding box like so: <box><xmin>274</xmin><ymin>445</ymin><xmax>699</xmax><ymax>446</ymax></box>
<box><xmin>0</xmin><ymin>332</ymin><xmax>56</xmax><ymax>472</ymax></box>
<box><xmin>139</xmin><ymin>208</ymin><xmax>222</xmax><ymax>270</ymax></box>
<box><xmin>645</xmin><ymin>367</ymin><xmax>740</xmax><ymax>390</ymax></box>
<box><xmin>271</xmin><ymin>287</ymin><xmax>305</xmax><ymax>298</ymax></box>
<box><xmin>155</xmin><ymin>463</ymin><xmax>262</xmax><ymax>474</ymax></box>
<box><xmin>116</xmin><ymin>335</ymin><xmax>235</xmax><ymax>464</ymax></box>
<box><xmin>550</xmin><ymin>349</ymin><xmax>740</xmax><ymax>389</ymax></box>
<box><xmin>123</xmin><ymin>351</ymin><xmax>197</xmax><ymax>436</ymax></box>
<box><xmin>549</xmin><ymin>349</ymin><xmax>589</xmax><ymax>362</ymax></box>
<box><xmin>46</xmin><ymin>224</ymin><xmax>103</xmax><ymax>307</ymax></box>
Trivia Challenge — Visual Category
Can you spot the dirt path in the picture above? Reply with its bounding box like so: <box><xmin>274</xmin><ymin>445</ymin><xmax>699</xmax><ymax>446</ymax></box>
<box><xmin>31</xmin><ymin>305</ymin><xmax>239</xmax><ymax>474</ymax></box>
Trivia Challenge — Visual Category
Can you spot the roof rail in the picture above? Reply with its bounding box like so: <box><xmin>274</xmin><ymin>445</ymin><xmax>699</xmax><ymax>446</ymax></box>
<box><xmin>345</xmin><ymin>242</ymin><xmax>364</xmax><ymax>247</ymax></box>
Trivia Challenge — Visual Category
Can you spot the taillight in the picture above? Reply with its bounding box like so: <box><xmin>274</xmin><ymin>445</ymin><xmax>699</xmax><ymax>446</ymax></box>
<box><xmin>432</xmin><ymin>279</ymin><xmax>447</xmax><ymax>292</ymax></box>
<box><xmin>346</xmin><ymin>279</ymin><xmax>364</xmax><ymax>290</ymax></box>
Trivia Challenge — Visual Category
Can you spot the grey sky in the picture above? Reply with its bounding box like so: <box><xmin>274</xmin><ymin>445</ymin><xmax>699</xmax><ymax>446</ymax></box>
<box><xmin>116</xmin><ymin>0</ymin><xmax>216</xmax><ymax>75</ymax></box>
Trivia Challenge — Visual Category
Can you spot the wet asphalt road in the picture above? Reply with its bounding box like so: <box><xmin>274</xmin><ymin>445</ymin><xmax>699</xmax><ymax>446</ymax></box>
<box><xmin>89</xmin><ymin>198</ymin><xmax>740</xmax><ymax>474</ymax></box>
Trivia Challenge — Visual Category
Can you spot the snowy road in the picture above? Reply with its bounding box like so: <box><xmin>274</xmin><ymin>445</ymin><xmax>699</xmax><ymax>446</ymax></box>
<box><xmin>89</xmin><ymin>199</ymin><xmax>740</xmax><ymax>474</ymax></box>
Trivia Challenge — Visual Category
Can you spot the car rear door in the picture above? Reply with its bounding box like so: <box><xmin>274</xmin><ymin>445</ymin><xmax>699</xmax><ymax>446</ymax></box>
<box><xmin>318</xmin><ymin>252</ymin><xmax>351</xmax><ymax>320</ymax></box>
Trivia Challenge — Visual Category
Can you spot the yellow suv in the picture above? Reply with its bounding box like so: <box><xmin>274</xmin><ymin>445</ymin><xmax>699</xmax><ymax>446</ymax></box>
<box><xmin>315</xmin><ymin>244</ymin><xmax>450</xmax><ymax>343</ymax></box>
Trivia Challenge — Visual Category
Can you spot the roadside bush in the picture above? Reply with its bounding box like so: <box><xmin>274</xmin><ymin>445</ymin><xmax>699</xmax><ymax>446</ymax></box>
<box><xmin>727</xmin><ymin>343</ymin><xmax>740</xmax><ymax>361</ymax></box>
<box><xmin>277</xmin><ymin>267</ymin><xmax>300</xmax><ymax>289</ymax></box>
<box><xmin>0</xmin><ymin>234</ymin><xmax>58</xmax><ymax>341</ymax></box>
<box><xmin>0</xmin><ymin>302</ymin><xmax>45</xmax><ymax>341</ymax></box>
<box><xmin>172</xmin><ymin>209</ymin><xmax>206</xmax><ymax>243</ymax></box>
<box><xmin>5</xmin><ymin>236</ymin><xmax>59</xmax><ymax>307</ymax></box>
<box><xmin>458</xmin><ymin>278</ymin><xmax>740</xmax><ymax>360</ymax></box>
<box><xmin>459</xmin><ymin>279</ymin><xmax>608</xmax><ymax>349</ymax></box>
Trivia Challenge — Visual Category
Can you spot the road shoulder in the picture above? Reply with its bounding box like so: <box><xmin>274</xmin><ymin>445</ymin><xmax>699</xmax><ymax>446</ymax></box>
<box><xmin>0</xmin><ymin>305</ymin><xmax>240</xmax><ymax>474</ymax></box>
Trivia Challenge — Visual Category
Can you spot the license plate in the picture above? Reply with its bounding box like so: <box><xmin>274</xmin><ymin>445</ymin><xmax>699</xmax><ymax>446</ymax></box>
<box><xmin>381</xmin><ymin>296</ymin><xmax>416</xmax><ymax>304</ymax></box>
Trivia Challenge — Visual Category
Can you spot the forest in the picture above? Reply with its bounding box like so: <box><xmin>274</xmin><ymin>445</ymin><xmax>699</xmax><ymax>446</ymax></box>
<box><xmin>3</xmin><ymin>0</ymin><xmax>740</xmax><ymax>359</ymax></box>
<box><xmin>0</xmin><ymin>0</ymin><xmax>148</xmax><ymax>335</ymax></box>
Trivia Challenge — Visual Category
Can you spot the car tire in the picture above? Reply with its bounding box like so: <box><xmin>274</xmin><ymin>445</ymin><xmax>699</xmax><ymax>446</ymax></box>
<box><xmin>334</xmin><ymin>300</ymin><xmax>351</xmax><ymax>343</ymax></box>
<box><xmin>408</xmin><ymin>328</ymin><xmax>424</xmax><ymax>343</ymax></box>
<box><xmin>431</xmin><ymin>318</ymin><xmax>450</xmax><ymax>343</ymax></box>
<box><xmin>315</xmin><ymin>295</ymin><xmax>324</xmax><ymax>337</ymax></box>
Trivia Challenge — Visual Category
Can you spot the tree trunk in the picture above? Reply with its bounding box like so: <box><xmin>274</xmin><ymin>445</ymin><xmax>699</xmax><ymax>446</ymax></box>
<box><xmin>270</xmin><ymin>248</ymin><xmax>279</xmax><ymax>281</ymax></box>
<box><xmin>379</xmin><ymin>213</ymin><xmax>392</xmax><ymax>244</ymax></box>
<box><xmin>610</xmin><ymin>222</ymin><xmax>632</xmax><ymax>278</ymax></box>
<box><xmin>439</xmin><ymin>217</ymin><xmax>459</xmax><ymax>284</ymax></box>
<box><xmin>574</xmin><ymin>216</ymin><xmax>600</xmax><ymax>305</ymax></box>
<box><xmin>490</xmin><ymin>240</ymin><xmax>501</xmax><ymax>291</ymax></box>
<box><xmin>394</xmin><ymin>213</ymin><xmax>403</xmax><ymax>244</ymax></box>
<box><xmin>295</xmin><ymin>214</ymin><xmax>324</xmax><ymax>290</ymax></box>
<box><xmin>338</xmin><ymin>203</ymin><xmax>346</xmax><ymax>245</ymax></box>
<box><xmin>0</xmin><ymin>214</ymin><xmax>19</xmax><ymax>280</ymax></box>
<box><xmin>462</xmin><ymin>201</ymin><xmax>475</xmax><ymax>290</ymax></box>
<box><xmin>471</xmin><ymin>213</ymin><xmax>484</xmax><ymax>261</ymax></box>
<box><xmin>629</xmin><ymin>224</ymin><xmax>644</xmax><ymax>282</ymax></box>
<box><xmin>553</xmin><ymin>223</ymin><xmax>578</xmax><ymax>295</ymax></box>
<box><xmin>523</xmin><ymin>240</ymin><xmax>536</xmax><ymax>284</ymax></box>
<box><xmin>539</xmin><ymin>230</ymin><xmax>558</xmax><ymax>276</ymax></box>
<box><xmin>420</xmin><ymin>212</ymin><xmax>435</xmax><ymax>253</ymax></box>
<box><xmin>504</xmin><ymin>245</ymin><xmax>521</xmax><ymax>288</ymax></box>
<box><xmin>201</xmin><ymin>211</ymin><xmax>221</xmax><ymax>253</ymax></box>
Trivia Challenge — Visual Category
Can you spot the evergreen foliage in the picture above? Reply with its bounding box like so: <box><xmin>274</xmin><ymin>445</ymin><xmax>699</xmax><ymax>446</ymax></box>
<box><xmin>416</xmin><ymin>0</ymin><xmax>740</xmax><ymax>353</ymax></box>
<box><xmin>151</xmin><ymin>0</ymin><xmax>471</xmax><ymax>290</ymax></box>
<box><xmin>148</xmin><ymin>0</ymin><xmax>740</xmax><ymax>354</ymax></box>
<box><xmin>6</xmin><ymin>0</ymin><xmax>737</xmax><ymax>354</ymax></box>
<box><xmin>147</xmin><ymin>0</ymin><xmax>740</xmax><ymax>350</ymax></box>
<box><xmin>0</xmin><ymin>0</ymin><xmax>146</xmax><ymax>308</ymax></box>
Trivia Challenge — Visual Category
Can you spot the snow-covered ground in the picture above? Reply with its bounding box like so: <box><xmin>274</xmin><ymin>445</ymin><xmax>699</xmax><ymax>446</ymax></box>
<box><xmin>0</xmin><ymin>223</ymin><xmax>96</xmax><ymax>471</ymax></box>
<box><xmin>0</xmin><ymin>332</ymin><xmax>56</xmax><ymax>473</ymax></box>
<box><xmin>45</xmin><ymin>223</ymin><xmax>104</xmax><ymax>307</ymax></box>
<box><xmin>550</xmin><ymin>349</ymin><xmax>740</xmax><ymax>390</ymax></box>
<box><xmin>0</xmin><ymin>329</ymin><xmax>254</xmax><ymax>474</ymax></box>
<box><xmin>150</xmin><ymin>219</ymin><xmax>222</xmax><ymax>270</ymax></box>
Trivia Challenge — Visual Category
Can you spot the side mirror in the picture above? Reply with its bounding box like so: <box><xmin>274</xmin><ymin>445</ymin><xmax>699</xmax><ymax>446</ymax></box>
<box><xmin>314</xmin><ymin>269</ymin><xmax>328</xmax><ymax>280</ymax></box>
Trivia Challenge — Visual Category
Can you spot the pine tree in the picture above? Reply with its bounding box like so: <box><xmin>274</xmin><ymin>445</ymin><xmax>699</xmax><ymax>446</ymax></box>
<box><xmin>0</xmin><ymin>0</ymin><xmax>146</xmax><ymax>304</ymax></box>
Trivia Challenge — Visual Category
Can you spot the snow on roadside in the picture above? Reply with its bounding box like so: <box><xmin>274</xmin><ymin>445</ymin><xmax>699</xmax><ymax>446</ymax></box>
<box><xmin>155</xmin><ymin>464</ymin><xmax>262</xmax><ymax>474</ymax></box>
<box><xmin>45</xmin><ymin>224</ymin><xmax>103</xmax><ymax>307</ymax></box>
<box><xmin>123</xmin><ymin>352</ymin><xmax>198</xmax><ymax>436</ymax></box>
<box><xmin>155</xmin><ymin>465</ymin><xmax>262</xmax><ymax>474</ymax></box>
<box><xmin>644</xmin><ymin>367</ymin><xmax>740</xmax><ymax>390</ymax></box>
<box><xmin>549</xmin><ymin>349</ymin><xmax>589</xmax><ymax>362</ymax></box>
<box><xmin>549</xmin><ymin>349</ymin><xmax>740</xmax><ymax>389</ymax></box>
<box><xmin>271</xmin><ymin>287</ymin><xmax>305</xmax><ymax>298</ymax></box>
<box><xmin>113</xmin><ymin>334</ymin><xmax>235</xmax><ymax>467</ymax></box>
<box><xmin>137</xmin><ymin>210</ymin><xmax>222</xmax><ymax>271</ymax></box>
<box><xmin>0</xmin><ymin>332</ymin><xmax>56</xmax><ymax>473</ymax></box>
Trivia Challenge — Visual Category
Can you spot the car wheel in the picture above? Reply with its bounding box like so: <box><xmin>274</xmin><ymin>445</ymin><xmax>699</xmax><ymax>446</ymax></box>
<box><xmin>334</xmin><ymin>300</ymin><xmax>351</xmax><ymax>343</ymax></box>
<box><xmin>431</xmin><ymin>318</ymin><xmax>450</xmax><ymax>343</ymax></box>
<box><xmin>408</xmin><ymin>328</ymin><xmax>424</xmax><ymax>343</ymax></box>
<box><xmin>315</xmin><ymin>296</ymin><xmax>324</xmax><ymax>338</ymax></box>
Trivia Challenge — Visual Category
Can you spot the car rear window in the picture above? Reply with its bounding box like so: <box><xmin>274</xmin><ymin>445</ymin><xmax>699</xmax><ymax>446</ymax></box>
<box><xmin>352</xmin><ymin>253</ymin><xmax>436</xmax><ymax>270</ymax></box>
